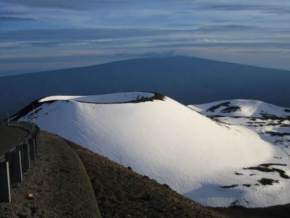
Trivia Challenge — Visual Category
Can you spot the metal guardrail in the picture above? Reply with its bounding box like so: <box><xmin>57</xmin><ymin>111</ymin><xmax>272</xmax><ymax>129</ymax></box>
<box><xmin>0</xmin><ymin>123</ymin><xmax>39</xmax><ymax>203</ymax></box>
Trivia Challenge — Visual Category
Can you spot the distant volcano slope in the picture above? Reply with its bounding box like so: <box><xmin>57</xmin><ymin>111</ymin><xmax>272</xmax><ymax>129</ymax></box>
<box><xmin>18</xmin><ymin>92</ymin><xmax>288</xmax><ymax>208</ymax></box>
<box><xmin>2</xmin><ymin>56</ymin><xmax>290</xmax><ymax>119</ymax></box>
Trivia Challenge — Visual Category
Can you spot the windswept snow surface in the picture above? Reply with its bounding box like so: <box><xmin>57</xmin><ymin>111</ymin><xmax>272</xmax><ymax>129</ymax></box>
<box><xmin>190</xmin><ymin>99</ymin><xmax>290</xmax><ymax>208</ymax></box>
<box><xmin>20</xmin><ymin>93</ymin><xmax>290</xmax><ymax>208</ymax></box>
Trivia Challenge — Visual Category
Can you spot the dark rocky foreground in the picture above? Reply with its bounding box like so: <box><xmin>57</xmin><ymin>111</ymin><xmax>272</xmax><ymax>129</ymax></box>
<box><xmin>214</xmin><ymin>204</ymin><xmax>290</xmax><ymax>218</ymax></box>
<box><xmin>0</xmin><ymin>131</ymin><xmax>100</xmax><ymax>218</ymax></box>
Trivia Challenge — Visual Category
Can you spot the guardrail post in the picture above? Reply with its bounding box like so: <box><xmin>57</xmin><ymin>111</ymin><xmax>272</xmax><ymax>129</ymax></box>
<box><xmin>0</xmin><ymin>158</ymin><xmax>11</xmax><ymax>202</ymax></box>
<box><xmin>5</xmin><ymin>148</ymin><xmax>23</xmax><ymax>185</ymax></box>
<box><xmin>29</xmin><ymin>138</ymin><xmax>35</xmax><ymax>161</ymax></box>
<box><xmin>20</xmin><ymin>143</ymin><xmax>30</xmax><ymax>172</ymax></box>
<box><xmin>34</xmin><ymin>136</ymin><xmax>38</xmax><ymax>156</ymax></box>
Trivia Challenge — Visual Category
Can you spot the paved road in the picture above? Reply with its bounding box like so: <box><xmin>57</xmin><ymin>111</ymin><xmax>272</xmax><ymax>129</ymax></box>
<box><xmin>0</xmin><ymin>125</ymin><xmax>27</xmax><ymax>156</ymax></box>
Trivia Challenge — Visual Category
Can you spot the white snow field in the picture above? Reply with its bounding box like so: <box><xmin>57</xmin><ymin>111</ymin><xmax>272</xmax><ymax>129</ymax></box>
<box><xmin>190</xmin><ymin>99</ymin><xmax>290</xmax><ymax>207</ymax></box>
<box><xmin>19</xmin><ymin>92</ymin><xmax>290</xmax><ymax>208</ymax></box>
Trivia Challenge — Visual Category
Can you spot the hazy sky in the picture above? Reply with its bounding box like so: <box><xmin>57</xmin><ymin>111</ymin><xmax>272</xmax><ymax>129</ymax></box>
<box><xmin>1</xmin><ymin>0</ymin><xmax>290</xmax><ymax>75</ymax></box>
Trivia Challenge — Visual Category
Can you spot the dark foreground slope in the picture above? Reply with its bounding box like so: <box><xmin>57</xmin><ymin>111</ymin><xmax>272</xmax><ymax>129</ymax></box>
<box><xmin>1</xmin><ymin>56</ymin><xmax>290</xmax><ymax>118</ymax></box>
<box><xmin>0</xmin><ymin>131</ymin><xmax>101</xmax><ymax>218</ymax></box>
<box><xmin>215</xmin><ymin>205</ymin><xmax>290</xmax><ymax>218</ymax></box>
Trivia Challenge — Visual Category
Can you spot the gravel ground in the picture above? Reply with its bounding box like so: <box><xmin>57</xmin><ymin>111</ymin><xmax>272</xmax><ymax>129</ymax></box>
<box><xmin>0</xmin><ymin>131</ymin><xmax>101</xmax><ymax>218</ymax></box>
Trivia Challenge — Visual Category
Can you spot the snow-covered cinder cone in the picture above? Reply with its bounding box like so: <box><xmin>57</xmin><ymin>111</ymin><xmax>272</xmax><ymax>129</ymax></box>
<box><xmin>19</xmin><ymin>92</ymin><xmax>289</xmax><ymax>208</ymax></box>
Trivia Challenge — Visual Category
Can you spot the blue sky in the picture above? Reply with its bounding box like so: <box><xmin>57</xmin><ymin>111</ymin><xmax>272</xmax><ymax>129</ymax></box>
<box><xmin>1</xmin><ymin>0</ymin><xmax>290</xmax><ymax>75</ymax></box>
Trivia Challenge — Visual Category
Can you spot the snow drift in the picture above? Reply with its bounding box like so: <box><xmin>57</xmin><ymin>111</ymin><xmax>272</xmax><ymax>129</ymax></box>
<box><xmin>19</xmin><ymin>92</ymin><xmax>284</xmax><ymax>207</ymax></box>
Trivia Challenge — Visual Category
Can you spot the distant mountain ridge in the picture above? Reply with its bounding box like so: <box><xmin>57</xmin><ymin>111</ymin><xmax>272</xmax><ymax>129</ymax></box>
<box><xmin>1</xmin><ymin>56</ymin><xmax>290</xmax><ymax>118</ymax></box>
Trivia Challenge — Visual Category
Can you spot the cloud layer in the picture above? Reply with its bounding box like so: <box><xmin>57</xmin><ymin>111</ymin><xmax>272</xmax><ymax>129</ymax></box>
<box><xmin>1</xmin><ymin>0</ymin><xmax>290</xmax><ymax>75</ymax></box>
